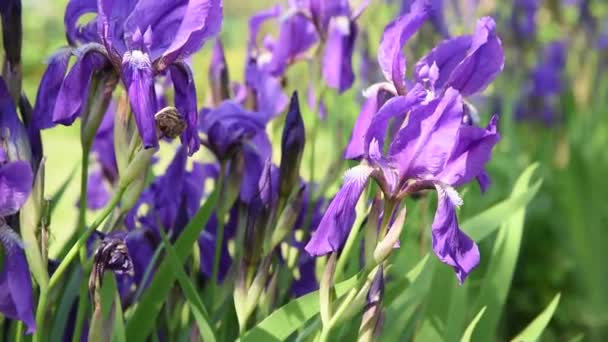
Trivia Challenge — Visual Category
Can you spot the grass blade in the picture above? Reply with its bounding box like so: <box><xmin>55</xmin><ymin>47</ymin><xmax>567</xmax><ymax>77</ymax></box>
<box><xmin>510</xmin><ymin>293</ymin><xmax>561</xmax><ymax>342</ymax></box>
<box><xmin>125</xmin><ymin>189</ymin><xmax>218</xmax><ymax>341</ymax></box>
<box><xmin>159</xmin><ymin>229</ymin><xmax>215</xmax><ymax>342</ymax></box>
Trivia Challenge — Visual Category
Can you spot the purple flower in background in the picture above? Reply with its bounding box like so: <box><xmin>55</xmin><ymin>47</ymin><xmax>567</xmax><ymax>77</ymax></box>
<box><xmin>34</xmin><ymin>0</ymin><xmax>224</xmax><ymax>155</ymax></box>
<box><xmin>311</xmin><ymin>0</ymin><xmax>369</xmax><ymax>93</ymax></box>
<box><xmin>0</xmin><ymin>221</ymin><xmax>36</xmax><ymax>334</ymax></box>
<box><xmin>307</xmin><ymin>89</ymin><xmax>500</xmax><ymax>283</ymax></box>
<box><xmin>510</xmin><ymin>0</ymin><xmax>538</xmax><ymax>42</ymax></box>
<box><xmin>515</xmin><ymin>41</ymin><xmax>567</xmax><ymax>125</ymax></box>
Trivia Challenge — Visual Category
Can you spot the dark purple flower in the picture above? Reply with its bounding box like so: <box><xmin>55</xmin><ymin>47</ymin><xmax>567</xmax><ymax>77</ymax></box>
<box><xmin>515</xmin><ymin>41</ymin><xmax>567</xmax><ymax>125</ymax></box>
<box><xmin>0</xmin><ymin>79</ymin><xmax>34</xmax><ymax>331</ymax></box>
<box><xmin>279</xmin><ymin>92</ymin><xmax>306</xmax><ymax>200</ymax></box>
<box><xmin>35</xmin><ymin>0</ymin><xmax>223</xmax><ymax>155</ymax></box>
<box><xmin>510</xmin><ymin>0</ymin><xmax>538</xmax><ymax>42</ymax></box>
<box><xmin>307</xmin><ymin>88</ymin><xmax>500</xmax><ymax>283</ymax></box>
<box><xmin>0</xmin><ymin>223</ymin><xmax>36</xmax><ymax>334</ymax></box>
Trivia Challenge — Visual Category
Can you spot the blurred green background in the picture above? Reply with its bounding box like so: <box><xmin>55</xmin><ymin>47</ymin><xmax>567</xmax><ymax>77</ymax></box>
<box><xmin>16</xmin><ymin>0</ymin><xmax>608</xmax><ymax>340</ymax></box>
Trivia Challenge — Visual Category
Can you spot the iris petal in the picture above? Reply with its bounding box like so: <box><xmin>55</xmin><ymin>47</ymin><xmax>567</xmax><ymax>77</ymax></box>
<box><xmin>121</xmin><ymin>50</ymin><xmax>159</xmax><ymax>149</ymax></box>
<box><xmin>305</xmin><ymin>164</ymin><xmax>373</xmax><ymax>256</ymax></box>
<box><xmin>431</xmin><ymin>184</ymin><xmax>479</xmax><ymax>284</ymax></box>
<box><xmin>169</xmin><ymin>62</ymin><xmax>200</xmax><ymax>155</ymax></box>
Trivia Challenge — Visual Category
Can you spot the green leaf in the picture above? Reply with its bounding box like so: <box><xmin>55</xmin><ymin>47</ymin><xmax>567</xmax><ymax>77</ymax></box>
<box><xmin>159</xmin><ymin>229</ymin><xmax>216</xmax><ymax>342</ymax></box>
<box><xmin>460</xmin><ymin>307</ymin><xmax>487</xmax><ymax>342</ymax></box>
<box><xmin>125</xmin><ymin>189</ymin><xmax>218</xmax><ymax>341</ymax></box>
<box><xmin>112</xmin><ymin>280</ymin><xmax>127</xmax><ymax>342</ymax></box>
<box><xmin>510</xmin><ymin>293</ymin><xmax>561</xmax><ymax>342</ymax></box>
<box><xmin>240</xmin><ymin>270</ymin><xmax>365</xmax><ymax>342</ymax></box>
<box><xmin>472</xmin><ymin>164</ymin><xmax>541</xmax><ymax>341</ymax></box>
<box><xmin>49</xmin><ymin>269</ymin><xmax>82</xmax><ymax>341</ymax></box>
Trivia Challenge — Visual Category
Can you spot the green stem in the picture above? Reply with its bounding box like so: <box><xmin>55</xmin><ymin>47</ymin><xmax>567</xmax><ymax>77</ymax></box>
<box><xmin>32</xmin><ymin>288</ymin><xmax>48</xmax><ymax>342</ymax></box>
<box><xmin>210</xmin><ymin>163</ymin><xmax>226</xmax><ymax>303</ymax></box>
<box><xmin>48</xmin><ymin>186</ymin><xmax>126</xmax><ymax>290</ymax></box>
<box><xmin>71</xmin><ymin>280</ymin><xmax>89</xmax><ymax>342</ymax></box>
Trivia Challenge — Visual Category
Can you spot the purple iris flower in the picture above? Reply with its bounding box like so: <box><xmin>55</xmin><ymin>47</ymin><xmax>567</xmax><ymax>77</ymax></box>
<box><xmin>307</xmin><ymin>89</ymin><xmax>500</xmax><ymax>283</ymax></box>
<box><xmin>510</xmin><ymin>0</ymin><xmax>538</xmax><ymax>42</ymax></box>
<box><xmin>199</xmin><ymin>100</ymin><xmax>272</xmax><ymax>202</ymax></box>
<box><xmin>0</xmin><ymin>78</ymin><xmax>35</xmax><ymax>333</ymax></box>
<box><xmin>124</xmin><ymin>147</ymin><xmax>225</xmax><ymax>287</ymax></box>
<box><xmin>515</xmin><ymin>41</ymin><xmax>567</xmax><ymax>125</ymax></box>
<box><xmin>346</xmin><ymin>2</ymin><xmax>503</xmax><ymax>160</ymax></box>
<box><xmin>308</xmin><ymin>4</ymin><xmax>503</xmax><ymax>282</ymax></box>
<box><xmin>34</xmin><ymin>0</ymin><xmax>223</xmax><ymax>155</ymax></box>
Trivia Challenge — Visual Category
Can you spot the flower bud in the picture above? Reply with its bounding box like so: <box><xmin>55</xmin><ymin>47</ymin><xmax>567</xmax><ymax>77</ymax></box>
<box><xmin>278</xmin><ymin>92</ymin><xmax>305</xmax><ymax>205</ymax></box>
<box><xmin>155</xmin><ymin>106</ymin><xmax>187</xmax><ymax>139</ymax></box>
<box><xmin>373</xmin><ymin>206</ymin><xmax>406</xmax><ymax>264</ymax></box>
<box><xmin>320</xmin><ymin>252</ymin><xmax>338</xmax><ymax>328</ymax></box>
<box><xmin>364</xmin><ymin>196</ymin><xmax>383</xmax><ymax>265</ymax></box>
<box><xmin>1</xmin><ymin>0</ymin><xmax>22</xmax><ymax>102</ymax></box>
<box><xmin>266</xmin><ymin>185</ymin><xmax>305</xmax><ymax>254</ymax></box>
<box><xmin>209</xmin><ymin>39</ymin><xmax>231</xmax><ymax>106</ymax></box>
<box><xmin>113</xmin><ymin>93</ymin><xmax>131</xmax><ymax>175</ymax></box>
<box><xmin>119</xmin><ymin>147</ymin><xmax>154</xmax><ymax>189</ymax></box>
<box><xmin>358</xmin><ymin>266</ymin><xmax>385</xmax><ymax>342</ymax></box>
<box><xmin>0</xmin><ymin>0</ymin><xmax>21</xmax><ymax>68</ymax></box>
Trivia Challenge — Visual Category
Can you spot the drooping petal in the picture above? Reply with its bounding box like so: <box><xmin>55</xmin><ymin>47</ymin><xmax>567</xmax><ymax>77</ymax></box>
<box><xmin>431</xmin><ymin>184</ymin><xmax>479</xmax><ymax>283</ymax></box>
<box><xmin>322</xmin><ymin>17</ymin><xmax>357</xmax><ymax>93</ymax></box>
<box><xmin>0</xmin><ymin>161</ymin><xmax>33</xmax><ymax>216</ymax></box>
<box><xmin>65</xmin><ymin>0</ymin><xmax>99</xmax><ymax>45</ymax></box>
<box><xmin>158</xmin><ymin>0</ymin><xmax>223</xmax><ymax>69</ymax></box>
<box><xmin>32</xmin><ymin>48</ymin><xmax>72</xmax><ymax>129</ymax></box>
<box><xmin>438</xmin><ymin>114</ymin><xmax>500</xmax><ymax>188</ymax></box>
<box><xmin>169</xmin><ymin>62</ymin><xmax>200</xmax><ymax>155</ymax></box>
<box><xmin>121</xmin><ymin>50</ymin><xmax>159</xmax><ymax>149</ymax></box>
<box><xmin>377</xmin><ymin>0</ymin><xmax>429</xmax><ymax>94</ymax></box>
<box><xmin>305</xmin><ymin>164</ymin><xmax>373</xmax><ymax>256</ymax></box>
<box><xmin>52</xmin><ymin>47</ymin><xmax>111</xmax><ymax>126</ymax></box>
<box><xmin>389</xmin><ymin>88</ymin><xmax>463</xmax><ymax>178</ymax></box>
<box><xmin>0</xmin><ymin>226</ymin><xmax>36</xmax><ymax>333</ymax></box>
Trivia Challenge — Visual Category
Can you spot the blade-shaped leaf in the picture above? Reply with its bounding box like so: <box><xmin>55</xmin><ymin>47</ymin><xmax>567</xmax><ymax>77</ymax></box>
<box><xmin>460</xmin><ymin>307</ymin><xmax>487</xmax><ymax>342</ymax></box>
<box><xmin>125</xmin><ymin>189</ymin><xmax>218</xmax><ymax>341</ymax></box>
<box><xmin>471</xmin><ymin>164</ymin><xmax>541</xmax><ymax>341</ymax></box>
<box><xmin>510</xmin><ymin>293</ymin><xmax>561</xmax><ymax>342</ymax></box>
<box><xmin>239</xmin><ymin>270</ymin><xmax>365</xmax><ymax>342</ymax></box>
<box><xmin>159</xmin><ymin>229</ymin><xmax>215</xmax><ymax>342</ymax></box>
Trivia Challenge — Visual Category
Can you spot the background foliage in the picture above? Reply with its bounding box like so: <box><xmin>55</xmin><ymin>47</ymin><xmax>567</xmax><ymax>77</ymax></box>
<box><xmin>9</xmin><ymin>0</ymin><xmax>608</xmax><ymax>340</ymax></box>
